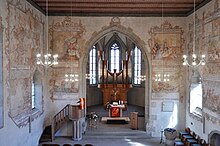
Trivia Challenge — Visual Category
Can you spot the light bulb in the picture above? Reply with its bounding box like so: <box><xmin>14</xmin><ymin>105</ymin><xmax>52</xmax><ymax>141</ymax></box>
<box><xmin>36</xmin><ymin>54</ymin><xmax>41</xmax><ymax>57</ymax></box>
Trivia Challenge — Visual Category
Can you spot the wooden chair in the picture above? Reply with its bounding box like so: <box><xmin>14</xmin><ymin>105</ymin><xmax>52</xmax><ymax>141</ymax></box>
<box><xmin>186</xmin><ymin>133</ymin><xmax>200</xmax><ymax>146</ymax></box>
<box><xmin>181</xmin><ymin>131</ymin><xmax>196</xmax><ymax>146</ymax></box>
<box><xmin>199</xmin><ymin>139</ymin><xmax>206</xmax><ymax>146</ymax></box>
<box><xmin>179</xmin><ymin>127</ymin><xmax>191</xmax><ymax>138</ymax></box>
<box><xmin>63</xmin><ymin>144</ymin><xmax>72</xmax><ymax>146</ymax></box>
<box><xmin>42</xmin><ymin>144</ymin><xmax>60</xmax><ymax>146</ymax></box>
<box><xmin>192</xmin><ymin>144</ymin><xmax>202</xmax><ymax>146</ymax></box>
<box><xmin>174</xmin><ymin>141</ymin><xmax>184</xmax><ymax>146</ymax></box>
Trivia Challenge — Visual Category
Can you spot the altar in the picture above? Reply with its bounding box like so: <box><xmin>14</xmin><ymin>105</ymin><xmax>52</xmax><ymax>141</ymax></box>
<box><xmin>101</xmin><ymin>102</ymin><xmax>130</xmax><ymax>124</ymax></box>
<box><xmin>109</xmin><ymin>103</ymin><xmax>125</xmax><ymax>117</ymax></box>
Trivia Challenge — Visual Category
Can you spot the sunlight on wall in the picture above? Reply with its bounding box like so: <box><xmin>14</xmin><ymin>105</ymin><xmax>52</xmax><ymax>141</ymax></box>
<box><xmin>190</xmin><ymin>84</ymin><xmax>202</xmax><ymax>114</ymax></box>
<box><xmin>125</xmin><ymin>138</ymin><xmax>148</xmax><ymax>146</ymax></box>
<box><xmin>167</xmin><ymin>103</ymin><xmax>178</xmax><ymax>128</ymax></box>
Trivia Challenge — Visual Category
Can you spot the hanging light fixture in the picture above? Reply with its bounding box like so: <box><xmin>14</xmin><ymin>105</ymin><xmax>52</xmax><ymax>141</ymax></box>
<box><xmin>36</xmin><ymin>0</ymin><xmax>58</xmax><ymax>67</ymax></box>
<box><xmin>182</xmin><ymin>0</ymin><xmax>205</xmax><ymax>67</ymax></box>
<box><xmin>155</xmin><ymin>1</ymin><xmax>170</xmax><ymax>82</ymax></box>
<box><xmin>65</xmin><ymin>74</ymin><xmax>79</xmax><ymax>82</ymax></box>
<box><xmin>136</xmin><ymin>75</ymin><xmax>146</xmax><ymax>81</ymax></box>
<box><xmin>64</xmin><ymin>0</ymin><xmax>79</xmax><ymax>82</ymax></box>
<box><xmin>85</xmin><ymin>73</ymin><xmax>95</xmax><ymax>80</ymax></box>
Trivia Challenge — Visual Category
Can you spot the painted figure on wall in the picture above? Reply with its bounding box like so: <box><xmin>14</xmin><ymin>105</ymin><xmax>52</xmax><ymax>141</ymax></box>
<box><xmin>64</xmin><ymin>37</ymin><xmax>80</xmax><ymax>59</ymax></box>
<box><xmin>50</xmin><ymin>17</ymin><xmax>86</xmax><ymax>60</ymax></box>
<box><xmin>149</xmin><ymin>21</ymin><xmax>184</xmax><ymax>60</ymax></box>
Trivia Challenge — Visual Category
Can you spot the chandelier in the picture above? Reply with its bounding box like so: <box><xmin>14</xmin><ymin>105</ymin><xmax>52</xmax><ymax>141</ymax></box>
<box><xmin>136</xmin><ymin>75</ymin><xmax>146</xmax><ymax>81</ymax></box>
<box><xmin>65</xmin><ymin>74</ymin><xmax>79</xmax><ymax>82</ymax></box>
<box><xmin>64</xmin><ymin>0</ymin><xmax>79</xmax><ymax>82</ymax></box>
<box><xmin>182</xmin><ymin>0</ymin><xmax>205</xmax><ymax>67</ymax></box>
<box><xmin>85</xmin><ymin>73</ymin><xmax>95</xmax><ymax>80</ymax></box>
<box><xmin>155</xmin><ymin>73</ymin><xmax>170</xmax><ymax>82</ymax></box>
<box><xmin>36</xmin><ymin>0</ymin><xmax>58</xmax><ymax>67</ymax></box>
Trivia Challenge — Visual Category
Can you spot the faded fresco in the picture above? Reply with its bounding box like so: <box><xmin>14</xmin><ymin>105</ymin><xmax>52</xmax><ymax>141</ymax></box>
<box><xmin>149</xmin><ymin>21</ymin><xmax>185</xmax><ymax>94</ymax></box>
<box><xmin>50</xmin><ymin>16</ymin><xmax>86</xmax><ymax>60</ymax></box>
<box><xmin>48</xmin><ymin>16</ymin><xmax>86</xmax><ymax>100</ymax></box>
<box><xmin>149</xmin><ymin>21</ymin><xmax>184</xmax><ymax>60</ymax></box>
<box><xmin>203</xmin><ymin>81</ymin><xmax>220</xmax><ymax>114</ymax></box>
<box><xmin>186</xmin><ymin>0</ymin><xmax>220</xmax><ymax>124</ymax></box>
<box><xmin>203</xmin><ymin>0</ymin><xmax>220</xmax><ymax>120</ymax></box>
<box><xmin>204</xmin><ymin>18</ymin><xmax>220</xmax><ymax>63</ymax></box>
<box><xmin>5</xmin><ymin>1</ymin><xmax>44</xmax><ymax>127</ymax></box>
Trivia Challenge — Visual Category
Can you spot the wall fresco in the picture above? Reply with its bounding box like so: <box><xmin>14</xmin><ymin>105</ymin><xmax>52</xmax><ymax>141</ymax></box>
<box><xmin>149</xmin><ymin>21</ymin><xmax>184</xmax><ymax>60</ymax></box>
<box><xmin>203</xmin><ymin>80</ymin><xmax>220</xmax><ymax>115</ymax></box>
<box><xmin>50</xmin><ymin>16</ymin><xmax>86</xmax><ymax>60</ymax></box>
<box><xmin>6</xmin><ymin>0</ymin><xmax>44</xmax><ymax>127</ymax></box>
<box><xmin>149</xmin><ymin>21</ymin><xmax>185</xmax><ymax>95</ymax></box>
<box><xmin>48</xmin><ymin>16</ymin><xmax>86</xmax><ymax>100</ymax></box>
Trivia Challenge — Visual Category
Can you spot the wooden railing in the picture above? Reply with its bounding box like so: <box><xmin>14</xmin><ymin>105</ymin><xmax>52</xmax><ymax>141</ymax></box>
<box><xmin>51</xmin><ymin>104</ymin><xmax>85</xmax><ymax>141</ymax></box>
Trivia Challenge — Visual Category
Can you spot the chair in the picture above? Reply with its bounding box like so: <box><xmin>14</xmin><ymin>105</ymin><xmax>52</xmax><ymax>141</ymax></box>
<box><xmin>179</xmin><ymin>127</ymin><xmax>191</xmax><ymax>138</ymax></box>
<box><xmin>73</xmin><ymin>144</ymin><xmax>83</xmax><ymax>146</ymax></box>
<box><xmin>186</xmin><ymin>134</ymin><xmax>200</xmax><ymax>146</ymax></box>
<box><xmin>174</xmin><ymin>141</ymin><xmax>184</xmax><ymax>146</ymax></box>
<box><xmin>199</xmin><ymin>139</ymin><xmax>206</xmax><ymax>146</ymax></box>
<box><xmin>84</xmin><ymin>144</ymin><xmax>93</xmax><ymax>146</ymax></box>
<box><xmin>63</xmin><ymin>144</ymin><xmax>72</xmax><ymax>146</ymax></box>
<box><xmin>182</xmin><ymin>131</ymin><xmax>195</xmax><ymax>143</ymax></box>
<box><xmin>42</xmin><ymin>144</ymin><xmax>60</xmax><ymax>146</ymax></box>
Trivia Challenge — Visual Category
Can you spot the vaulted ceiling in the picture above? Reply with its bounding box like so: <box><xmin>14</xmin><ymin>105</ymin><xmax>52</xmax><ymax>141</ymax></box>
<box><xmin>27</xmin><ymin>0</ymin><xmax>211</xmax><ymax>17</ymax></box>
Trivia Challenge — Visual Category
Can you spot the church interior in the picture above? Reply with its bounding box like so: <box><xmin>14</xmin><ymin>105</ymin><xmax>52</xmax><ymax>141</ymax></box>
<box><xmin>0</xmin><ymin>0</ymin><xmax>220</xmax><ymax>146</ymax></box>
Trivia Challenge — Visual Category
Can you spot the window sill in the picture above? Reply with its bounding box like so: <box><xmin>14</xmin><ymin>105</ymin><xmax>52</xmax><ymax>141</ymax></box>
<box><xmin>10</xmin><ymin>109</ymin><xmax>43</xmax><ymax>127</ymax></box>
<box><xmin>190</xmin><ymin>112</ymin><xmax>203</xmax><ymax>122</ymax></box>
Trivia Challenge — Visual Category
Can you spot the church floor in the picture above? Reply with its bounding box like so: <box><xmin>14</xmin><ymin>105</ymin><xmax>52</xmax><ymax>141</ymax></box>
<box><xmin>40</xmin><ymin>105</ymin><xmax>163</xmax><ymax>146</ymax></box>
<box><xmin>41</xmin><ymin>136</ymin><xmax>162</xmax><ymax>146</ymax></box>
<box><xmin>40</xmin><ymin>122</ymin><xmax>162</xmax><ymax>146</ymax></box>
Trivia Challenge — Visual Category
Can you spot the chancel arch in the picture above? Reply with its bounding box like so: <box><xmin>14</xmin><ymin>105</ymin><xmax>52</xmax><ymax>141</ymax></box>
<box><xmin>82</xmin><ymin>18</ymin><xmax>152</xmax><ymax>130</ymax></box>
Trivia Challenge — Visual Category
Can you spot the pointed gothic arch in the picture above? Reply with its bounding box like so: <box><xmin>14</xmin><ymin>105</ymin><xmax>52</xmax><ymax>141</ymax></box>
<box><xmin>81</xmin><ymin>20</ymin><xmax>152</xmax><ymax>129</ymax></box>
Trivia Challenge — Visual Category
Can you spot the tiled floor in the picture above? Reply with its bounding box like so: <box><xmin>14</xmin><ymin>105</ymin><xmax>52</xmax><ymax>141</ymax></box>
<box><xmin>40</xmin><ymin>105</ymin><xmax>165</xmax><ymax>146</ymax></box>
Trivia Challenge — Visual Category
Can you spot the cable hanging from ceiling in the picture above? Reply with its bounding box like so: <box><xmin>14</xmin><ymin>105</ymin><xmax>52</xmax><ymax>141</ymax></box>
<box><xmin>155</xmin><ymin>0</ymin><xmax>170</xmax><ymax>82</ymax></box>
<box><xmin>182</xmin><ymin>0</ymin><xmax>205</xmax><ymax>67</ymax></box>
<box><xmin>65</xmin><ymin>0</ymin><xmax>79</xmax><ymax>82</ymax></box>
<box><xmin>36</xmin><ymin>0</ymin><xmax>58</xmax><ymax>67</ymax></box>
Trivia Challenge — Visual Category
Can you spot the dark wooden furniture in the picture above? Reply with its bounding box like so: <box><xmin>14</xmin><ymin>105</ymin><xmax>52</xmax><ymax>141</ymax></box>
<box><xmin>130</xmin><ymin>112</ymin><xmax>138</xmax><ymax>130</ymax></box>
<box><xmin>63</xmin><ymin>144</ymin><xmax>72</xmax><ymax>146</ymax></box>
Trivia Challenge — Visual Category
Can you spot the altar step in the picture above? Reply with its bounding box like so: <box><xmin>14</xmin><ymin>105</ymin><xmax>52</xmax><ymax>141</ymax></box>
<box><xmin>101</xmin><ymin>116</ymin><xmax>130</xmax><ymax>124</ymax></box>
<box><xmin>83</xmin><ymin>131</ymin><xmax>151</xmax><ymax>139</ymax></box>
